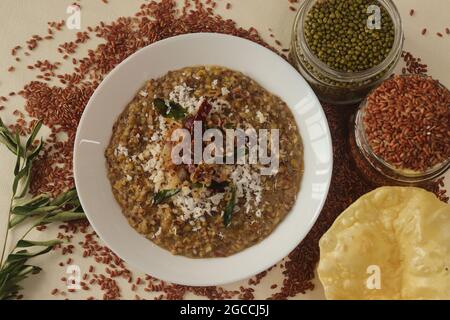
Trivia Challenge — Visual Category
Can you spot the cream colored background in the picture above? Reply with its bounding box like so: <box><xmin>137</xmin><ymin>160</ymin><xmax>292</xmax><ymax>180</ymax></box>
<box><xmin>0</xmin><ymin>0</ymin><xmax>448</xmax><ymax>300</ymax></box>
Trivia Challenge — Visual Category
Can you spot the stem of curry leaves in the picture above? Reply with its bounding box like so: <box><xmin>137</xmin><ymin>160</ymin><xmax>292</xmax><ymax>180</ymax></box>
<box><xmin>0</xmin><ymin>118</ymin><xmax>86</xmax><ymax>299</ymax></box>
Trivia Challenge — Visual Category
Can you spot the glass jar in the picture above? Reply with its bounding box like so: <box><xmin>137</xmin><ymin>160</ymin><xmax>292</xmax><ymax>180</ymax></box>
<box><xmin>290</xmin><ymin>0</ymin><xmax>404</xmax><ymax>105</ymax></box>
<box><xmin>349</xmin><ymin>97</ymin><xmax>450</xmax><ymax>187</ymax></box>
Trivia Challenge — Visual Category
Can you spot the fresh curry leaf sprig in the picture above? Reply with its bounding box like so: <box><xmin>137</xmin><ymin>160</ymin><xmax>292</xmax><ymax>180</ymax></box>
<box><xmin>9</xmin><ymin>188</ymin><xmax>84</xmax><ymax>228</ymax></box>
<box><xmin>0</xmin><ymin>118</ymin><xmax>85</xmax><ymax>300</ymax></box>
<box><xmin>0</xmin><ymin>238</ymin><xmax>62</xmax><ymax>300</ymax></box>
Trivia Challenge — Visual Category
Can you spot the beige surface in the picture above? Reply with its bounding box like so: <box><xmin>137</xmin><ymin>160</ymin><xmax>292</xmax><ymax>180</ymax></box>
<box><xmin>0</xmin><ymin>0</ymin><xmax>448</xmax><ymax>300</ymax></box>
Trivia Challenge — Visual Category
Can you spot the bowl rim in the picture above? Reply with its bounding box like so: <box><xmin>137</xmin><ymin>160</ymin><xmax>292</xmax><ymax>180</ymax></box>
<box><xmin>73</xmin><ymin>32</ymin><xmax>333</xmax><ymax>286</ymax></box>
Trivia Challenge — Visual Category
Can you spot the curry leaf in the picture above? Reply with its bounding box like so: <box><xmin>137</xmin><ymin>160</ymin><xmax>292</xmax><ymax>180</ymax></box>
<box><xmin>8</xmin><ymin>216</ymin><xmax>28</xmax><ymax>229</ymax></box>
<box><xmin>209</xmin><ymin>181</ymin><xmax>229</xmax><ymax>193</ymax></box>
<box><xmin>153</xmin><ymin>98</ymin><xmax>187</xmax><ymax>120</ymax></box>
<box><xmin>152</xmin><ymin>189</ymin><xmax>181</xmax><ymax>205</ymax></box>
<box><xmin>223</xmin><ymin>185</ymin><xmax>237</xmax><ymax>227</ymax></box>
<box><xmin>49</xmin><ymin>188</ymin><xmax>78</xmax><ymax>206</ymax></box>
<box><xmin>0</xmin><ymin>117</ymin><xmax>87</xmax><ymax>300</ymax></box>
<box><xmin>6</xmin><ymin>247</ymin><xmax>55</xmax><ymax>264</ymax></box>
<box><xmin>26</xmin><ymin>121</ymin><xmax>42</xmax><ymax>149</ymax></box>
<box><xmin>16</xmin><ymin>240</ymin><xmax>62</xmax><ymax>248</ymax></box>
<box><xmin>39</xmin><ymin>211</ymin><xmax>86</xmax><ymax>224</ymax></box>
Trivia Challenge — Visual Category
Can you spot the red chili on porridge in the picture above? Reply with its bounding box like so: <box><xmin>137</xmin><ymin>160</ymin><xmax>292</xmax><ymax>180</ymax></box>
<box><xmin>105</xmin><ymin>66</ymin><xmax>304</xmax><ymax>258</ymax></box>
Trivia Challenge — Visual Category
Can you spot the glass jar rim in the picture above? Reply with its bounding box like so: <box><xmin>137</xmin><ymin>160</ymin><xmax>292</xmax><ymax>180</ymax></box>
<box><xmin>355</xmin><ymin>76</ymin><xmax>450</xmax><ymax>182</ymax></box>
<box><xmin>293</xmin><ymin>0</ymin><xmax>404</xmax><ymax>83</ymax></box>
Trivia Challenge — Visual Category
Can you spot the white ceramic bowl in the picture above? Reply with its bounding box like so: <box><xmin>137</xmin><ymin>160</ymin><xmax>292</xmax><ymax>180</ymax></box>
<box><xmin>74</xmin><ymin>33</ymin><xmax>333</xmax><ymax>286</ymax></box>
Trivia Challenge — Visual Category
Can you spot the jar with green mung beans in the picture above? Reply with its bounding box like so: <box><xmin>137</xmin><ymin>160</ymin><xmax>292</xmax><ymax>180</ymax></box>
<box><xmin>290</xmin><ymin>0</ymin><xmax>404</xmax><ymax>105</ymax></box>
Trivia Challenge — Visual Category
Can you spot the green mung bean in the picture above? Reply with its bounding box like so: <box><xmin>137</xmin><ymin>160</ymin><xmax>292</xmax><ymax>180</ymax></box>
<box><xmin>304</xmin><ymin>0</ymin><xmax>395</xmax><ymax>72</ymax></box>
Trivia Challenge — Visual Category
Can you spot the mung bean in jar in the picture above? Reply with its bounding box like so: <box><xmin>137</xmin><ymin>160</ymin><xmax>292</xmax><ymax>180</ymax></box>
<box><xmin>290</xmin><ymin>0</ymin><xmax>404</xmax><ymax>105</ymax></box>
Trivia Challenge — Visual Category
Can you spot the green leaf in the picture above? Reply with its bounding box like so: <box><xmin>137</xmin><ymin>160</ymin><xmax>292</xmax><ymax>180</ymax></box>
<box><xmin>152</xmin><ymin>189</ymin><xmax>181</xmax><ymax>206</ymax></box>
<box><xmin>15</xmin><ymin>131</ymin><xmax>24</xmax><ymax>158</ymax></box>
<box><xmin>13</xmin><ymin>140</ymin><xmax>21</xmax><ymax>176</ymax></box>
<box><xmin>191</xmin><ymin>182</ymin><xmax>204</xmax><ymax>189</ymax></box>
<box><xmin>12</xmin><ymin>159</ymin><xmax>31</xmax><ymax>197</ymax></box>
<box><xmin>8</xmin><ymin>215</ymin><xmax>28</xmax><ymax>229</ymax></box>
<box><xmin>39</xmin><ymin>211</ymin><xmax>86</xmax><ymax>224</ymax></box>
<box><xmin>167</xmin><ymin>101</ymin><xmax>188</xmax><ymax>120</ymax></box>
<box><xmin>16</xmin><ymin>240</ymin><xmax>62</xmax><ymax>248</ymax></box>
<box><xmin>153</xmin><ymin>98</ymin><xmax>168</xmax><ymax>115</ymax></box>
<box><xmin>0</xmin><ymin>264</ymin><xmax>42</xmax><ymax>300</ymax></box>
<box><xmin>27</xmin><ymin>138</ymin><xmax>43</xmax><ymax>161</ymax></box>
<box><xmin>15</xmin><ymin>160</ymin><xmax>32</xmax><ymax>198</ymax></box>
<box><xmin>0</xmin><ymin>118</ymin><xmax>19</xmax><ymax>155</ymax></box>
<box><xmin>12</xmin><ymin>205</ymin><xmax>59</xmax><ymax>216</ymax></box>
<box><xmin>12</xmin><ymin>194</ymin><xmax>51</xmax><ymax>211</ymax></box>
<box><xmin>191</xmin><ymin>181</ymin><xmax>229</xmax><ymax>192</ymax></box>
<box><xmin>0</xmin><ymin>133</ymin><xmax>18</xmax><ymax>155</ymax></box>
<box><xmin>12</xmin><ymin>172</ymin><xmax>21</xmax><ymax>196</ymax></box>
<box><xmin>26</xmin><ymin>121</ymin><xmax>42</xmax><ymax>149</ymax></box>
<box><xmin>49</xmin><ymin>188</ymin><xmax>78</xmax><ymax>207</ymax></box>
<box><xmin>0</xmin><ymin>118</ymin><xmax>78</xmax><ymax>300</ymax></box>
<box><xmin>223</xmin><ymin>185</ymin><xmax>237</xmax><ymax>227</ymax></box>
<box><xmin>153</xmin><ymin>98</ymin><xmax>187</xmax><ymax>120</ymax></box>
<box><xmin>209</xmin><ymin>181</ymin><xmax>229</xmax><ymax>193</ymax></box>
<box><xmin>6</xmin><ymin>247</ymin><xmax>54</xmax><ymax>264</ymax></box>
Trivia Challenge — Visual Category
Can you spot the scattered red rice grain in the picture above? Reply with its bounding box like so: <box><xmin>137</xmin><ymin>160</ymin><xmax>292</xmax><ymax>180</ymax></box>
<box><xmin>226</xmin><ymin>3</ymin><xmax>231</xmax><ymax>10</ymax></box>
<box><xmin>422</xmin><ymin>28</ymin><xmax>427</xmax><ymax>35</ymax></box>
<box><xmin>446</xmin><ymin>27</ymin><xmax>450</xmax><ymax>35</ymax></box>
<box><xmin>437</xmin><ymin>32</ymin><xmax>443</xmax><ymax>37</ymax></box>
<box><xmin>36</xmin><ymin>225</ymin><xmax>47</xmax><ymax>231</ymax></box>
<box><xmin>8</xmin><ymin>66</ymin><xmax>15</xmax><ymax>72</ymax></box>
<box><xmin>409</xmin><ymin>9</ymin><xmax>415</xmax><ymax>16</ymax></box>
<box><xmin>401</xmin><ymin>51</ymin><xmax>428</xmax><ymax>74</ymax></box>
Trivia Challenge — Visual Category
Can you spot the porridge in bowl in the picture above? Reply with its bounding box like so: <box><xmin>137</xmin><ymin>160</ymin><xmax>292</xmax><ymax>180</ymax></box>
<box><xmin>105</xmin><ymin>66</ymin><xmax>303</xmax><ymax>258</ymax></box>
